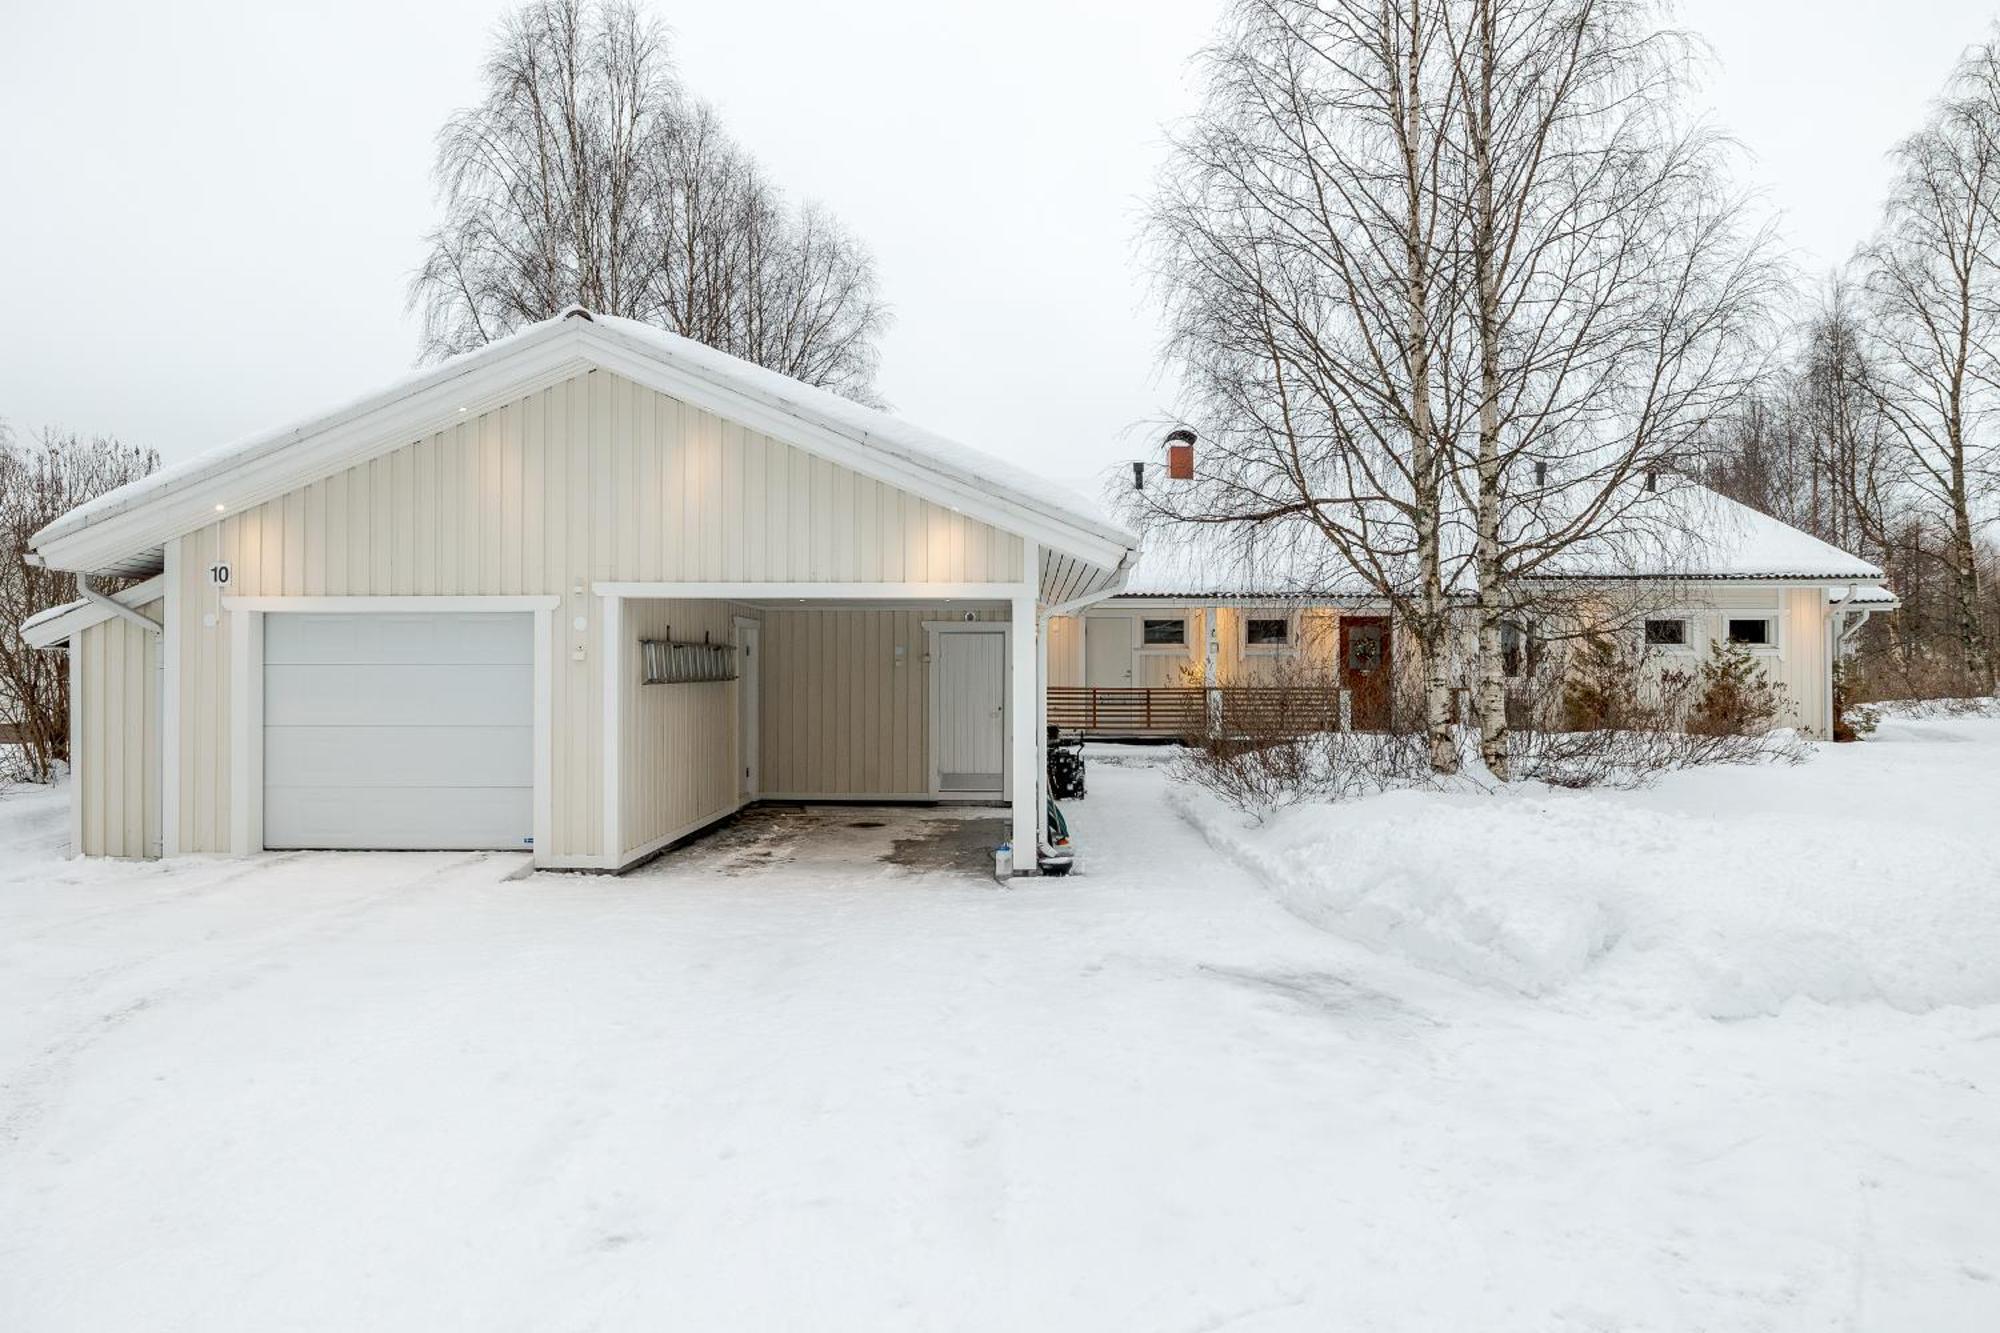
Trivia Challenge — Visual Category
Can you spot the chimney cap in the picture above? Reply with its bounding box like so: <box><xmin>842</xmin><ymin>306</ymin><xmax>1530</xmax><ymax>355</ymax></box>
<box><xmin>1165</xmin><ymin>426</ymin><xmax>1197</xmax><ymax>446</ymax></box>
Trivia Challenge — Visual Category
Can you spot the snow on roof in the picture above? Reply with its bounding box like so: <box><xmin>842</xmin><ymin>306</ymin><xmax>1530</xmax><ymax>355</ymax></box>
<box><xmin>33</xmin><ymin>322</ymin><xmax>555</xmax><ymax>549</ymax></box>
<box><xmin>17</xmin><ymin>598</ymin><xmax>83</xmax><ymax>638</ymax></box>
<box><xmin>1094</xmin><ymin>470</ymin><xmax>1886</xmax><ymax>600</ymax></box>
<box><xmin>31</xmin><ymin>309</ymin><xmax>1138</xmax><ymax>575</ymax></box>
<box><xmin>1119</xmin><ymin>521</ymin><xmax>1378</xmax><ymax>599</ymax></box>
<box><xmin>1584</xmin><ymin>486</ymin><xmax>1886</xmax><ymax>581</ymax></box>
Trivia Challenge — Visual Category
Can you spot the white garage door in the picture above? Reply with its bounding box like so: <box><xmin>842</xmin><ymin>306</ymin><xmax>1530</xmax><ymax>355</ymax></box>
<box><xmin>264</xmin><ymin>612</ymin><xmax>533</xmax><ymax>850</ymax></box>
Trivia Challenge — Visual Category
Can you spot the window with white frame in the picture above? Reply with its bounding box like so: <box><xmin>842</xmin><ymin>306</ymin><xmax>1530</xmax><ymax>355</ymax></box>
<box><xmin>1727</xmin><ymin>616</ymin><xmax>1775</xmax><ymax>648</ymax></box>
<box><xmin>1141</xmin><ymin>617</ymin><xmax>1187</xmax><ymax>647</ymax></box>
<box><xmin>1643</xmin><ymin>617</ymin><xmax>1691</xmax><ymax>648</ymax></box>
<box><xmin>1245</xmin><ymin>617</ymin><xmax>1290</xmax><ymax>647</ymax></box>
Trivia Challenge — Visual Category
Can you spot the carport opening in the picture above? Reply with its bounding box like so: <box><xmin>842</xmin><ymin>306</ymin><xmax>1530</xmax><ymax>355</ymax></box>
<box><xmin>612</xmin><ymin>595</ymin><xmax>1026</xmax><ymax>874</ymax></box>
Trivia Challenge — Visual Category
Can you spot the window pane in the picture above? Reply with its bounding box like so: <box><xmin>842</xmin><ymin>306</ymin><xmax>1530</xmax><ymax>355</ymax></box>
<box><xmin>1142</xmin><ymin>618</ymin><xmax>1186</xmax><ymax>646</ymax></box>
<box><xmin>1644</xmin><ymin>618</ymin><xmax>1688</xmax><ymax>646</ymax></box>
<box><xmin>1501</xmin><ymin>621</ymin><xmax>1530</xmax><ymax>677</ymax></box>
<box><xmin>1727</xmin><ymin>618</ymin><xmax>1771</xmax><ymax>646</ymax></box>
<box><xmin>1246</xmin><ymin>618</ymin><xmax>1289</xmax><ymax>645</ymax></box>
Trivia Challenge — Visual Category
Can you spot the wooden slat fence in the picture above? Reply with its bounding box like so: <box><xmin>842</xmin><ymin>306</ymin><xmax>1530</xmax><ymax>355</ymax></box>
<box><xmin>1048</xmin><ymin>686</ymin><xmax>1345</xmax><ymax>738</ymax></box>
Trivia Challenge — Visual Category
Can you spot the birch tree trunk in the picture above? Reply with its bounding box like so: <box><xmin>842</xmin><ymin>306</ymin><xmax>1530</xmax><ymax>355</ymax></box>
<box><xmin>1404</xmin><ymin>0</ymin><xmax>1460</xmax><ymax>774</ymax></box>
<box><xmin>1465</xmin><ymin>0</ymin><xmax>1509</xmax><ymax>778</ymax></box>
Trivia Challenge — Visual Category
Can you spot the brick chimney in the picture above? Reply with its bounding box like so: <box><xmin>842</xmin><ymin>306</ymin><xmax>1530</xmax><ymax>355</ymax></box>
<box><xmin>1166</xmin><ymin>427</ymin><xmax>1196</xmax><ymax>480</ymax></box>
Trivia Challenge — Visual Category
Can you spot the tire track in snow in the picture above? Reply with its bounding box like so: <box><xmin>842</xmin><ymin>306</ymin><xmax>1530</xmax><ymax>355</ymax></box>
<box><xmin>0</xmin><ymin>852</ymin><xmax>503</xmax><ymax>1150</ymax></box>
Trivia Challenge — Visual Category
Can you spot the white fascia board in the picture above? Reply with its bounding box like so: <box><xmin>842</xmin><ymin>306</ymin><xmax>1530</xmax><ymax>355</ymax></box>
<box><xmin>19</xmin><ymin>574</ymin><xmax>167</xmax><ymax>649</ymax></box>
<box><xmin>32</xmin><ymin>327</ymin><xmax>592</xmax><ymax>574</ymax></box>
<box><xmin>574</xmin><ymin>323</ymin><xmax>1136</xmax><ymax>572</ymax></box>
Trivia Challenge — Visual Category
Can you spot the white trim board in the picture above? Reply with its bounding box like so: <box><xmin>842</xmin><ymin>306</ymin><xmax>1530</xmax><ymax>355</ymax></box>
<box><xmin>223</xmin><ymin>595</ymin><xmax>560</xmax><ymax>613</ymax></box>
<box><xmin>601</xmin><ymin>593</ymin><xmax>625</xmax><ymax>869</ymax></box>
<box><xmin>161</xmin><ymin>542</ymin><xmax>182</xmax><ymax>856</ymax></box>
<box><xmin>594</xmin><ymin>581</ymin><xmax>1031</xmax><ymax>602</ymax></box>
<box><xmin>67</xmin><ymin>643</ymin><xmax>82</xmax><ymax>858</ymax></box>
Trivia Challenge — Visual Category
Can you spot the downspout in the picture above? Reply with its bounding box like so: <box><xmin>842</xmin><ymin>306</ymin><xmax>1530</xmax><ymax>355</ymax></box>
<box><xmin>78</xmin><ymin>574</ymin><xmax>163</xmax><ymax>635</ymax></box>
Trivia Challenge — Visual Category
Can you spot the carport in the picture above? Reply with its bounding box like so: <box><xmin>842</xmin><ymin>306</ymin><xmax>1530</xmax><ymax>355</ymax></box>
<box><xmin>600</xmin><ymin>581</ymin><xmax>1040</xmax><ymax>874</ymax></box>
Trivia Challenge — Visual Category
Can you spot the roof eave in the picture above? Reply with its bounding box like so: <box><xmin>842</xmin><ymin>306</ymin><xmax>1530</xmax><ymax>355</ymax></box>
<box><xmin>18</xmin><ymin>574</ymin><xmax>167</xmax><ymax>649</ymax></box>
<box><xmin>30</xmin><ymin>317</ymin><xmax>1139</xmax><ymax>578</ymax></box>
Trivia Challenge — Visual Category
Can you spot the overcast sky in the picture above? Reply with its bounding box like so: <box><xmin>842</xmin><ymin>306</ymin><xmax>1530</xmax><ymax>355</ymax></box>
<box><xmin>1</xmin><ymin>1</ymin><xmax>1995</xmax><ymax>480</ymax></box>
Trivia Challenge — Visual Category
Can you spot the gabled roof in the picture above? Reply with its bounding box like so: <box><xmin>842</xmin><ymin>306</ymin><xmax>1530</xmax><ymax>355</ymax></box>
<box><xmin>1092</xmin><ymin>473</ymin><xmax>1887</xmax><ymax>600</ymax></box>
<box><xmin>29</xmin><ymin>309</ymin><xmax>1139</xmax><ymax>579</ymax></box>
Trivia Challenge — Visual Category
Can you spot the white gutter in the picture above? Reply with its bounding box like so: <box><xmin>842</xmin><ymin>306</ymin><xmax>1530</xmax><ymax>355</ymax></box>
<box><xmin>78</xmin><ymin>574</ymin><xmax>162</xmax><ymax>635</ymax></box>
<box><xmin>1042</xmin><ymin>549</ymin><xmax>1136</xmax><ymax>621</ymax></box>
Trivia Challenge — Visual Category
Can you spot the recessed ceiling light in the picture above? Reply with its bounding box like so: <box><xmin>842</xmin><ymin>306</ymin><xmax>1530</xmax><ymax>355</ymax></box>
<box><xmin>214</xmin><ymin>503</ymin><xmax>227</xmax><ymax>513</ymax></box>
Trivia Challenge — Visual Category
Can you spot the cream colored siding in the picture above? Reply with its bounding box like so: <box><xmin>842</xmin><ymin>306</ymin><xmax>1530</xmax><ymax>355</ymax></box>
<box><xmin>1781</xmin><ymin>585</ymin><xmax>1831</xmax><ymax>734</ymax></box>
<box><xmin>166</xmin><ymin>369</ymin><xmax>1022</xmax><ymax>858</ymax></box>
<box><xmin>619</xmin><ymin>599</ymin><xmax>741</xmax><ymax>859</ymax></box>
<box><xmin>1050</xmin><ymin>605</ymin><xmax>1344</xmax><ymax>688</ymax></box>
<box><xmin>72</xmin><ymin>601</ymin><xmax>162</xmax><ymax>858</ymax></box>
<box><xmin>757</xmin><ymin>605</ymin><xmax>1007</xmax><ymax>797</ymax></box>
<box><xmin>1048</xmin><ymin>614</ymin><xmax>1084</xmax><ymax>687</ymax></box>
<box><xmin>1058</xmin><ymin>591</ymin><xmax>1836</xmax><ymax>736</ymax></box>
<box><xmin>1663</xmin><ymin>585</ymin><xmax>1828</xmax><ymax>735</ymax></box>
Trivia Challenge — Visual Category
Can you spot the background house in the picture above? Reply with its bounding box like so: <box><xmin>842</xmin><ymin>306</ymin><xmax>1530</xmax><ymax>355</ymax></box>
<box><xmin>1049</xmin><ymin>448</ymin><xmax>1897</xmax><ymax>741</ymax></box>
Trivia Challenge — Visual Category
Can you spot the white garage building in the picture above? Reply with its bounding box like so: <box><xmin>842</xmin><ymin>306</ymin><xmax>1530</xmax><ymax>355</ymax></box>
<box><xmin>22</xmin><ymin>308</ymin><xmax>1138</xmax><ymax>870</ymax></box>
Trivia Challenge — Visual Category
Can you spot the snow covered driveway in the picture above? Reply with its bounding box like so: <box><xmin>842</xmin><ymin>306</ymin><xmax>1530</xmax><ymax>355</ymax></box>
<box><xmin>2</xmin><ymin>730</ymin><xmax>1998</xmax><ymax>1331</ymax></box>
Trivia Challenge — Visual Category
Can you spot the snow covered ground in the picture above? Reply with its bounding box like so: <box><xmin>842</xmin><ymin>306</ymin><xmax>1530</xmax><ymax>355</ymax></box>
<box><xmin>1175</xmin><ymin>716</ymin><xmax>2000</xmax><ymax>1018</ymax></box>
<box><xmin>2</xmin><ymin>721</ymin><xmax>1997</xmax><ymax>1331</ymax></box>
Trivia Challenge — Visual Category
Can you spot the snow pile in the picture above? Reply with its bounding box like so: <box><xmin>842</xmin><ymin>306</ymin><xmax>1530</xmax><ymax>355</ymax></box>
<box><xmin>1175</xmin><ymin>716</ymin><xmax>2000</xmax><ymax>1017</ymax></box>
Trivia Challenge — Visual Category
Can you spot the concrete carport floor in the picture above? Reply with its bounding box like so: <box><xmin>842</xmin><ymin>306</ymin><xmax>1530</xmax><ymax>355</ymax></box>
<box><xmin>628</xmin><ymin>804</ymin><xmax>1012</xmax><ymax>882</ymax></box>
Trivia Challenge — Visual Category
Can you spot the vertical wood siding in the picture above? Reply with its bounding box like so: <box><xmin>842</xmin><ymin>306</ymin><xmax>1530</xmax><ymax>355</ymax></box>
<box><xmin>73</xmin><ymin>601</ymin><xmax>162</xmax><ymax>858</ymax></box>
<box><xmin>619</xmin><ymin>599</ymin><xmax>740</xmax><ymax>857</ymax></box>
<box><xmin>166</xmin><ymin>370</ymin><xmax>1022</xmax><ymax>858</ymax></box>
<box><xmin>757</xmin><ymin>605</ymin><xmax>1007</xmax><ymax>797</ymax></box>
<box><xmin>1047</xmin><ymin>605</ymin><xmax>1342</xmax><ymax>688</ymax></box>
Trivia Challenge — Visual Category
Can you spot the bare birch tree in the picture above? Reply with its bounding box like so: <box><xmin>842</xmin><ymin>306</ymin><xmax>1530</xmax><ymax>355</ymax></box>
<box><xmin>1437</xmin><ymin>0</ymin><xmax>1776</xmax><ymax>776</ymax></box>
<box><xmin>1144</xmin><ymin>0</ymin><xmax>1472</xmax><ymax>773</ymax></box>
<box><xmin>413</xmin><ymin>0</ymin><xmax>889</xmax><ymax>401</ymax></box>
<box><xmin>1859</xmin><ymin>33</ymin><xmax>2000</xmax><ymax>694</ymax></box>
<box><xmin>0</xmin><ymin>425</ymin><xmax>160</xmax><ymax>782</ymax></box>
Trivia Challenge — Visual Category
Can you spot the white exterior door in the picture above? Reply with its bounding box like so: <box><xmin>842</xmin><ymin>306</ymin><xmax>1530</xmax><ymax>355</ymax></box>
<box><xmin>263</xmin><ymin>612</ymin><xmax>534</xmax><ymax>850</ymax></box>
<box><xmin>933</xmin><ymin>629</ymin><xmax>1006</xmax><ymax>795</ymax></box>
<box><xmin>1085</xmin><ymin>615</ymin><xmax>1134</xmax><ymax>686</ymax></box>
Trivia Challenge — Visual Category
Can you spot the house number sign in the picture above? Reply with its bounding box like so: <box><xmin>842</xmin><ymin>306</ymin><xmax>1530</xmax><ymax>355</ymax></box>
<box><xmin>206</xmin><ymin>562</ymin><xmax>232</xmax><ymax>588</ymax></box>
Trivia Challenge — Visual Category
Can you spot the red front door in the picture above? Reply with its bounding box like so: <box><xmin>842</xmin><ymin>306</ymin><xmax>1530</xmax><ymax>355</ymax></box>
<box><xmin>1338</xmin><ymin>616</ymin><xmax>1392</xmax><ymax>730</ymax></box>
